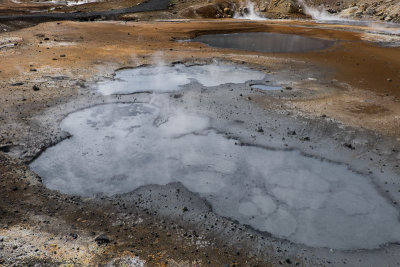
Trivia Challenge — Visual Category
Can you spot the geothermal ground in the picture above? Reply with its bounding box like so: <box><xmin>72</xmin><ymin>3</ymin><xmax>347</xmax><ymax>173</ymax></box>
<box><xmin>0</xmin><ymin>0</ymin><xmax>400</xmax><ymax>266</ymax></box>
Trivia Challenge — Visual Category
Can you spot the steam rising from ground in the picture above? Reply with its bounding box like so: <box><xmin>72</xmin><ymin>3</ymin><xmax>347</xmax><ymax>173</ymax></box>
<box><xmin>97</xmin><ymin>63</ymin><xmax>266</xmax><ymax>95</ymax></box>
<box><xmin>234</xmin><ymin>2</ymin><xmax>266</xmax><ymax>20</ymax></box>
<box><xmin>297</xmin><ymin>0</ymin><xmax>349</xmax><ymax>22</ymax></box>
<box><xmin>30</xmin><ymin>103</ymin><xmax>400</xmax><ymax>250</ymax></box>
<box><xmin>296</xmin><ymin>0</ymin><xmax>400</xmax><ymax>45</ymax></box>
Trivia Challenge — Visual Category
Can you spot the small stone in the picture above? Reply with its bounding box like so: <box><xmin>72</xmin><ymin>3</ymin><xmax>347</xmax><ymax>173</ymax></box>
<box><xmin>95</xmin><ymin>234</ymin><xmax>110</xmax><ymax>245</ymax></box>
<box><xmin>32</xmin><ymin>85</ymin><xmax>40</xmax><ymax>91</ymax></box>
<box><xmin>70</xmin><ymin>233</ymin><xmax>78</xmax><ymax>239</ymax></box>
<box><xmin>343</xmin><ymin>143</ymin><xmax>355</xmax><ymax>150</ymax></box>
<box><xmin>60</xmin><ymin>54</ymin><xmax>66</xmax><ymax>57</ymax></box>
<box><xmin>287</xmin><ymin>130</ymin><xmax>297</xmax><ymax>135</ymax></box>
<box><xmin>30</xmin><ymin>68</ymin><xmax>37</xmax><ymax>72</ymax></box>
<box><xmin>173</xmin><ymin>93</ymin><xmax>182</xmax><ymax>99</ymax></box>
<box><xmin>285</xmin><ymin>86</ymin><xmax>293</xmax><ymax>90</ymax></box>
<box><xmin>257</xmin><ymin>127</ymin><xmax>264</xmax><ymax>133</ymax></box>
<box><xmin>182</xmin><ymin>206</ymin><xmax>188</xmax><ymax>212</ymax></box>
<box><xmin>11</xmin><ymin>82</ymin><xmax>24</xmax><ymax>86</ymax></box>
<box><xmin>387</xmin><ymin>78</ymin><xmax>392</xmax><ymax>82</ymax></box>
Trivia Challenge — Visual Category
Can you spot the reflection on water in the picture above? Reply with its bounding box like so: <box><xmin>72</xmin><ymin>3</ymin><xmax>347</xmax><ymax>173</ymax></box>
<box><xmin>193</xmin><ymin>32</ymin><xmax>335</xmax><ymax>53</ymax></box>
<box><xmin>30</xmin><ymin>103</ymin><xmax>400</xmax><ymax>250</ymax></box>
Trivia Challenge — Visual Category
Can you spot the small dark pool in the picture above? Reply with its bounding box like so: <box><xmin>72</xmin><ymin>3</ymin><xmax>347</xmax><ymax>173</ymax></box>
<box><xmin>251</xmin><ymin>83</ymin><xmax>281</xmax><ymax>91</ymax></box>
<box><xmin>193</xmin><ymin>32</ymin><xmax>335</xmax><ymax>53</ymax></box>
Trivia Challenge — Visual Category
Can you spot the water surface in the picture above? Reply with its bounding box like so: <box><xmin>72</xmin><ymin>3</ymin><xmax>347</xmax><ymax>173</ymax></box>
<box><xmin>193</xmin><ymin>32</ymin><xmax>335</xmax><ymax>53</ymax></box>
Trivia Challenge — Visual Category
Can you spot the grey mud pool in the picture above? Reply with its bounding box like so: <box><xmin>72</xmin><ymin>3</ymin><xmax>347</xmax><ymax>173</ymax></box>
<box><xmin>30</xmin><ymin>63</ymin><xmax>400</xmax><ymax>251</ymax></box>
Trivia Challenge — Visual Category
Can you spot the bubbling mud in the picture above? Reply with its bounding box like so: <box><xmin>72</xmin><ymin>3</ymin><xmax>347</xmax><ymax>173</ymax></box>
<box><xmin>30</xmin><ymin>103</ymin><xmax>400</xmax><ymax>250</ymax></box>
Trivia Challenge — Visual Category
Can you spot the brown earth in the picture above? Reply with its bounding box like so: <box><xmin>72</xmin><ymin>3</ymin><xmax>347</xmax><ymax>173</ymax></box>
<box><xmin>0</xmin><ymin>20</ymin><xmax>399</xmax><ymax>137</ymax></box>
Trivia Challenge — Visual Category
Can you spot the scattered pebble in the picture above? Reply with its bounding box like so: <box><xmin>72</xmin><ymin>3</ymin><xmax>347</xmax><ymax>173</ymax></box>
<box><xmin>95</xmin><ymin>234</ymin><xmax>110</xmax><ymax>245</ymax></box>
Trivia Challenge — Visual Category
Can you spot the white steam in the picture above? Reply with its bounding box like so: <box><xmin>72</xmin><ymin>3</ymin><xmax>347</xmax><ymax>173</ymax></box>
<box><xmin>234</xmin><ymin>2</ymin><xmax>266</xmax><ymax>21</ymax></box>
<box><xmin>297</xmin><ymin>0</ymin><xmax>350</xmax><ymax>22</ymax></box>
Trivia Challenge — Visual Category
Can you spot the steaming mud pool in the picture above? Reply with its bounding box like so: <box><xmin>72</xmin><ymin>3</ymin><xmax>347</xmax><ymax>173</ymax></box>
<box><xmin>30</xmin><ymin>102</ymin><xmax>400</xmax><ymax>250</ymax></box>
<box><xmin>96</xmin><ymin>63</ymin><xmax>266</xmax><ymax>95</ymax></box>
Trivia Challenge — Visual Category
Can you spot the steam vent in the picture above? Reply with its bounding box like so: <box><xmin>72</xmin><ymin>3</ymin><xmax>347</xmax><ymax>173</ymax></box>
<box><xmin>1</xmin><ymin>0</ymin><xmax>400</xmax><ymax>265</ymax></box>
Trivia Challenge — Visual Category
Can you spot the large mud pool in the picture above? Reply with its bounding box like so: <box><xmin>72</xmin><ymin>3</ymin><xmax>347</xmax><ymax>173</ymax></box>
<box><xmin>30</xmin><ymin>102</ymin><xmax>400</xmax><ymax>250</ymax></box>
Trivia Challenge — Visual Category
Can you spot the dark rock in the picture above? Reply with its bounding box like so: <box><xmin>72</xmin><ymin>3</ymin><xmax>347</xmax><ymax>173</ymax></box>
<box><xmin>69</xmin><ymin>233</ymin><xmax>78</xmax><ymax>239</ymax></box>
<box><xmin>182</xmin><ymin>206</ymin><xmax>188</xmax><ymax>212</ymax></box>
<box><xmin>11</xmin><ymin>82</ymin><xmax>24</xmax><ymax>86</ymax></box>
<box><xmin>173</xmin><ymin>93</ymin><xmax>182</xmax><ymax>99</ymax></box>
<box><xmin>287</xmin><ymin>130</ymin><xmax>297</xmax><ymax>135</ymax></box>
<box><xmin>32</xmin><ymin>85</ymin><xmax>40</xmax><ymax>91</ymax></box>
<box><xmin>285</xmin><ymin>86</ymin><xmax>293</xmax><ymax>90</ymax></box>
<box><xmin>29</xmin><ymin>68</ymin><xmax>37</xmax><ymax>72</ymax></box>
<box><xmin>60</xmin><ymin>54</ymin><xmax>66</xmax><ymax>57</ymax></box>
<box><xmin>257</xmin><ymin>127</ymin><xmax>264</xmax><ymax>133</ymax></box>
<box><xmin>286</xmin><ymin>258</ymin><xmax>292</xmax><ymax>264</ymax></box>
<box><xmin>0</xmin><ymin>145</ymin><xmax>11</xmax><ymax>152</ymax></box>
<box><xmin>343</xmin><ymin>143</ymin><xmax>355</xmax><ymax>150</ymax></box>
<box><xmin>95</xmin><ymin>234</ymin><xmax>110</xmax><ymax>245</ymax></box>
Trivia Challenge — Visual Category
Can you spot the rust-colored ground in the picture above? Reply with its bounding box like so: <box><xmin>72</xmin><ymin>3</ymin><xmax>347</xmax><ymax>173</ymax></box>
<box><xmin>0</xmin><ymin>19</ymin><xmax>399</xmax><ymax>137</ymax></box>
